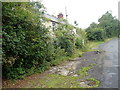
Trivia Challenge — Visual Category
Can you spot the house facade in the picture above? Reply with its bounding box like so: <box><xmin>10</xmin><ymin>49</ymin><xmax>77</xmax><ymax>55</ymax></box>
<box><xmin>43</xmin><ymin>13</ymin><xmax>77</xmax><ymax>37</ymax></box>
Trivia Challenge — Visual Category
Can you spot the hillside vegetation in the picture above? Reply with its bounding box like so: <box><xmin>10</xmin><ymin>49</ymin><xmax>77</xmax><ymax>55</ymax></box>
<box><xmin>2</xmin><ymin>2</ymin><xmax>120</xmax><ymax>79</ymax></box>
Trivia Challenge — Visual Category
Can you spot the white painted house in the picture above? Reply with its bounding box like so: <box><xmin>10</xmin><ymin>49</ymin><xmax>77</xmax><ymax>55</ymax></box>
<box><xmin>43</xmin><ymin>13</ymin><xmax>77</xmax><ymax>37</ymax></box>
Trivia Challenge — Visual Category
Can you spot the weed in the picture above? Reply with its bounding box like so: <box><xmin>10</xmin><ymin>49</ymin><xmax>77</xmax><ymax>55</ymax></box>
<box><xmin>93</xmin><ymin>58</ymin><xmax>97</xmax><ymax>61</ymax></box>
<box><xmin>77</xmin><ymin>63</ymin><xmax>96</xmax><ymax>78</ymax></box>
<box><xmin>86</xmin><ymin>78</ymin><xmax>100</xmax><ymax>88</ymax></box>
<box><xmin>77</xmin><ymin>66</ymin><xmax>92</xmax><ymax>78</ymax></box>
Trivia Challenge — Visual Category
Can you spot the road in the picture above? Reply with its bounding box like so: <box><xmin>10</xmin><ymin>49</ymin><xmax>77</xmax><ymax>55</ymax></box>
<box><xmin>98</xmin><ymin>38</ymin><xmax>119</xmax><ymax>88</ymax></box>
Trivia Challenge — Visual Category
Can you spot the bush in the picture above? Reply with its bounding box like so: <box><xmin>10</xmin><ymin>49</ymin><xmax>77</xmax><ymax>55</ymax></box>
<box><xmin>2</xmin><ymin>2</ymin><xmax>88</xmax><ymax>80</ymax></box>
<box><xmin>86</xmin><ymin>28</ymin><xmax>105</xmax><ymax>41</ymax></box>
<box><xmin>3</xmin><ymin>67</ymin><xmax>26</xmax><ymax>79</ymax></box>
<box><xmin>2</xmin><ymin>2</ymin><xmax>55</xmax><ymax>79</ymax></box>
<box><xmin>75</xmin><ymin>38</ymin><xmax>83</xmax><ymax>49</ymax></box>
<box><xmin>55</xmin><ymin>29</ymin><xmax>76</xmax><ymax>56</ymax></box>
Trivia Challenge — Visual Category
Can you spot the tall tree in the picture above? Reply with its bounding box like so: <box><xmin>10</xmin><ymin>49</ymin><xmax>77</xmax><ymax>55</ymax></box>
<box><xmin>98</xmin><ymin>11</ymin><xmax>119</xmax><ymax>37</ymax></box>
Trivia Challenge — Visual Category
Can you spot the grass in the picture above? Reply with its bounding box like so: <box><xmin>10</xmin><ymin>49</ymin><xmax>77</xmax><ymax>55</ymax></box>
<box><xmin>50</xmin><ymin>49</ymin><xmax>85</xmax><ymax>66</ymax></box>
<box><xmin>86</xmin><ymin>37</ymin><xmax>115</xmax><ymax>52</ymax></box>
<box><xmin>70</xmin><ymin>49</ymin><xmax>85</xmax><ymax>58</ymax></box>
<box><xmin>86</xmin><ymin>78</ymin><xmax>100</xmax><ymax>88</ymax></box>
<box><xmin>34</xmin><ymin>47</ymin><xmax>99</xmax><ymax>88</ymax></box>
<box><xmin>93</xmin><ymin>58</ymin><xmax>97</xmax><ymax>61</ymax></box>
<box><xmin>50</xmin><ymin>56</ymin><xmax>70</xmax><ymax>66</ymax></box>
<box><xmin>33</xmin><ymin>74</ymin><xmax>100</xmax><ymax>88</ymax></box>
<box><xmin>50</xmin><ymin>37</ymin><xmax>115</xmax><ymax>67</ymax></box>
<box><xmin>36</xmin><ymin>38</ymin><xmax>110</xmax><ymax>88</ymax></box>
<box><xmin>28</xmin><ymin>62</ymin><xmax>98</xmax><ymax>88</ymax></box>
<box><xmin>77</xmin><ymin>66</ymin><xmax>91</xmax><ymax>78</ymax></box>
<box><xmin>77</xmin><ymin>64</ymin><xmax>96</xmax><ymax>78</ymax></box>
<box><xmin>38</xmin><ymin>74</ymin><xmax>80</xmax><ymax>88</ymax></box>
<box><xmin>37</xmin><ymin>37</ymin><xmax>115</xmax><ymax>88</ymax></box>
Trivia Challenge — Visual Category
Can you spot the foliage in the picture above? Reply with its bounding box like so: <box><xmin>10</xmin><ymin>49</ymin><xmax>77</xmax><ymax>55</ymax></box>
<box><xmin>3</xmin><ymin>2</ymin><xmax>119</xmax><ymax>80</ymax></box>
<box><xmin>2</xmin><ymin>2</ymin><xmax>80</xmax><ymax>79</ymax></box>
<box><xmin>2</xmin><ymin>2</ymin><xmax>53</xmax><ymax>79</ymax></box>
<box><xmin>86</xmin><ymin>22</ymin><xmax>98</xmax><ymax>31</ymax></box>
<box><xmin>75</xmin><ymin>38</ymin><xmax>83</xmax><ymax>49</ymax></box>
<box><xmin>54</xmin><ymin>24</ymin><xmax>76</xmax><ymax>56</ymax></box>
<box><xmin>86</xmin><ymin>27</ymin><xmax>105</xmax><ymax>41</ymax></box>
<box><xmin>86</xmin><ymin>78</ymin><xmax>100</xmax><ymax>88</ymax></box>
<box><xmin>86</xmin><ymin>11</ymin><xmax>120</xmax><ymax>41</ymax></box>
<box><xmin>98</xmin><ymin>11</ymin><xmax>119</xmax><ymax>38</ymax></box>
<box><xmin>75</xmin><ymin>29</ymin><xmax>87</xmax><ymax>50</ymax></box>
<box><xmin>77</xmin><ymin>63</ymin><xmax>96</xmax><ymax>78</ymax></box>
<box><xmin>37</xmin><ymin>74</ymin><xmax>100</xmax><ymax>88</ymax></box>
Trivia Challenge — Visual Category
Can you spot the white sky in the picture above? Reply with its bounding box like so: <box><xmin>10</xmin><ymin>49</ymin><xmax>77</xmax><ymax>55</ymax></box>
<box><xmin>40</xmin><ymin>0</ymin><xmax>119</xmax><ymax>29</ymax></box>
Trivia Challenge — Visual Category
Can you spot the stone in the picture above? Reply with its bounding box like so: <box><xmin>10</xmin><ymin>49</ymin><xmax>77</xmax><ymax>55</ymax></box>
<box><xmin>57</xmin><ymin>69</ymin><xmax>69</xmax><ymax>76</ymax></box>
<box><xmin>80</xmin><ymin>82</ymin><xmax>90</xmax><ymax>87</ymax></box>
<box><xmin>73</xmin><ymin>74</ymin><xmax>78</xmax><ymax>77</ymax></box>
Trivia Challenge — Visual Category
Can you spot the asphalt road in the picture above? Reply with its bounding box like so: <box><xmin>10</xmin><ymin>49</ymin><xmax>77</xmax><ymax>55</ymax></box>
<box><xmin>99</xmin><ymin>38</ymin><xmax>119</xmax><ymax>88</ymax></box>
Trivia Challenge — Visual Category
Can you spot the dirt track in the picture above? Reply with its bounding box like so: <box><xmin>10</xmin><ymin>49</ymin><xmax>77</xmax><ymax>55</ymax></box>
<box><xmin>3</xmin><ymin>50</ymin><xmax>104</xmax><ymax>88</ymax></box>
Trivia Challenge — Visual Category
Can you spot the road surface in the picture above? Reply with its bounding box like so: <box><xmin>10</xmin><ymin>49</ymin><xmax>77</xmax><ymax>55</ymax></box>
<box><xmin>99</xmin><ymin>38</ymin><xmax>119</xmax><ymax>88</ymax></box>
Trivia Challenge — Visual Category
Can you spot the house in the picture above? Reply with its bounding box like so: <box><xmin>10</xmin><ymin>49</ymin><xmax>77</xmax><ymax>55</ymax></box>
<box><xmin>70</xmin><ymin>28</ymin><xmax>77</xmax><ymax>35</ymax></box>
<box><xmin>43</xmin><ymin>13</ymin><xmax>65</xmax><ymax>28</ymax></box>
<box><xmin>43</xmin><ymin>13</ymin><xmax>77</xmax><ymax>36</ymax></box>
<box><xmin>43</xmin><ymin>13</ymin><xmax>59</xmax><ymax>30</ymax></box>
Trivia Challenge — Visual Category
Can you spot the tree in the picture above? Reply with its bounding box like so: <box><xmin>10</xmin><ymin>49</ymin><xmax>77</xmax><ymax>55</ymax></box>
<box><xmin>86</xmin><ymin>22</ymin><xmax>98</xmax><ymax>32</ymax></box>
<box><xmin>86</xmin><ymin>11</ymin><xmax>119</xmax><ymax>41</ymax></box>
<box><xmin>98</xmin><ymin>11</ymin><xmax>119</xmax><ymax>37</ymax></box>
<box><xmin>54</xmin><ymin>23</ymin><xmax>76</xmax><ymax>56</ymax></box>
<box><xmin>86</xmin><ymin>27</ymin><xmax>105</xmax><ymax>41</ymax></box>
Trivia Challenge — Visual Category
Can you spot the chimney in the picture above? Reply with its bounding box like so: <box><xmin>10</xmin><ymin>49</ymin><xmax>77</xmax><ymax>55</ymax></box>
<box><xmin>57</xmin><ymin>13</ymin><xmax>63</xmax><ymax>19</ymax></box>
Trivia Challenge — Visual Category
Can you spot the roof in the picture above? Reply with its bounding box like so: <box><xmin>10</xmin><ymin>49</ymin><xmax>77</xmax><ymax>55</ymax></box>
<box><xmin>43</xmin><ymin>13</ymin><xmax>65</xmax><ymax>24</ymax></box>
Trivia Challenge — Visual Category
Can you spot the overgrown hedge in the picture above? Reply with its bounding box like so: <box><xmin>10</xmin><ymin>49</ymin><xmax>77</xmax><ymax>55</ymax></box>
<box><xmin>2</xmin><ymin>2</ymin><xmax>85</xmax><ymax>79</ymax></box>
<box><xmin>2</xmin><ymin>2</ymin><xmax>54</xmax><ymax>79</ymax></box>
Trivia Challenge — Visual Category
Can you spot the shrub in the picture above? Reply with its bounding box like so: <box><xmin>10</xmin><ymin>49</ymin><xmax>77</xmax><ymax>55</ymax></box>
<box><xmin>2</xmin><ymin>2</ymin><xmax>54</xmax><ymax>79</ymax></box>
<box><xmin>55</xmin><ymin>29</ymin><xmax>76</xmax><ymax>56</ymax></box>
<box><xmin>86</xmin><ymin>28</ymin><xmax>105</xmax><ymax>41</ymax></box>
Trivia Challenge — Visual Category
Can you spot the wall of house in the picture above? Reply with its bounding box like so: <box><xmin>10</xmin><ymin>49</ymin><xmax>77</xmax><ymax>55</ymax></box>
<box><xmin>71</xmin><ymin>29</ymin><xmax>77</xmax><ymax>35</ymax></box>
<box><xmin>44</xmin><ymin>21</ymin><xmax>56</xmax><ymax>37</ymax></box>
<box><xmin>44</xmin><ymin>21</ymin><xmax>52</xmax><ymax>28</ymax></box>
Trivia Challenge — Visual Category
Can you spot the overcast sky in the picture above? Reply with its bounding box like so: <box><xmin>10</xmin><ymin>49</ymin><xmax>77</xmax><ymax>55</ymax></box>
<box><xmin>40</xmin><ymin>0</ymin><xmax>119</xmax><ymax>29</ymax></box>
